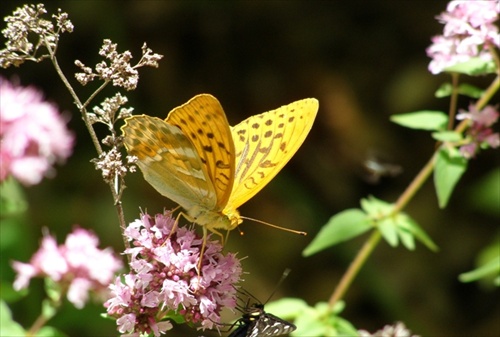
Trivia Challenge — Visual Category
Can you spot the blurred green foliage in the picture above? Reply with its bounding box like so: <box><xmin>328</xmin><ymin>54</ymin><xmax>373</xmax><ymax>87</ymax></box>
<box><xmin>1</xmin><ymin>1</ymin><xmax>498</xmax><ymax>336</ymax></box>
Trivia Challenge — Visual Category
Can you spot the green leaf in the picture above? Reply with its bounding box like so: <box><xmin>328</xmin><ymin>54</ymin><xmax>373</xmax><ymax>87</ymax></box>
<box><xmin>457</xmin><ymin>83</ymin><xmax>484</xmax><ymax>98</ymax></box>
<box><xmin>398</xmin><ymin>215</ymin><xmax>439</xmax><ymax>252</ymax></box>
<box><xmin>361</xmin><ymin>197</ymin><xmax>438</xmax><ymax>251</ymax></box>
<box><xmin>36</xmin><ymin>326</ymin><xmax>67</xmax><ymax>337</ymax></box>
<box><xmin>0</xmin><ymin>300</ymin><xmax>26</xmax><ymax>337</ymax></box>
<box><xmin>265</xmin><ymin>298</ymin><xmax>308</xmax><ymax>319</ymax></box>
<box><xmin>434</xmin><ymin>148</ymin><xmax>468</xmax><ymax>208</ymax></box>
<box><xmin>0</xmin><ymin>177</ymin><xmax>28</xmax><ymax>217</ymax></box>
<box><xmin>292</xmin><ymin>301</ymin><xmax>358</xmax><ymax>337</ymax></box>
<box><xmin>378</xmin><ymin>218</ymin><xmax>399</xmax><ymax>247</ymax></box>
<box><xmin>302</xmin><ymin>209</ymin><xmax>371</xmax><ymax>257</ymax></box>
<box><xmin>435</xmin><ymin>82</ymin><xmax>484</xmax><ymax>98</ymax></box>
<box><xmin>435</xmin><ymin>82</ymin><xmax>453</xmax><ymax>98</ymax></box>
<box><xmin>0</xmin><ymin>280</ymin><xmax>27</xmax><ymax>302</ymax></box>
<box><xmin>41</xmin><ymin>299</ymin><xmax>58</xmax><ymax>321</ymax></box>
<box><xmin>459</xmin><ymin>239</ymin><xmax>500</xmax><ymax>286</ymax></box>
<box><xmin>444</xmin><ymin>57</ymin><xmax>496</xmax><ymax>75</ymax></box>
<box><xmin>397</xmin><ymin>224</ymin><xmax>416</xmax><ymax>250</ymax></box>
<box><xmin>431</xmin><ymin>130</ymin><xmax>463</xmax><ymax>142</ymax></box>
<box><xmin>360</xmin><ymin>196</ymin><xmax>394</xmax><ymax>216</ymax></box>
<box><xmin>390</xmin><ymin>111</ymin><xmax>448</xmax><ymax>131</ymax></box>
<box><xmin>459</xmin><ymin>255</ymin><xmax>500</xmax><ymax>284</ymax></box>
<box><xmin>165</xmin><ymin>311</ymin><xmax>186</xmax><ymax>324</ymax></box>
<box><xmin>467</xmin><ymin>168</ymin><xmax>500</xmax><ymax>217</ymax></box>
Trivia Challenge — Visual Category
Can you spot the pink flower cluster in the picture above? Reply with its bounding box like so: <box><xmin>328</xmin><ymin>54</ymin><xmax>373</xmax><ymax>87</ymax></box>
<box><xmin>0</xmin><ymin>77</ymin><xmax>74</xmax><ymax>185</ymax></box>
<box><xmin>12</xmin><ymin>228</ymin><xmax>123</xmax><ymax>309</ymax></box>
<box><xmin>456</xmin><ymin>104</ymin><xmax>499</xmax><ymax>158</ymax></box>
<box><xmin>105</xmin><ymin>212</ymin><xmax>242</xmax><ymax>337</ymax></box>
<box><xmin>427</xmin><ymin>0</ymin><xmax>500</xmax><ymax>74</ymax></box>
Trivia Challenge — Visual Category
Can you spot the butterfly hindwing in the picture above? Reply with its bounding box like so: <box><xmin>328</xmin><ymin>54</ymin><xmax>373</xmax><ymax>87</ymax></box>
<box><xmin>122</xmin><ymin>115</ymin><xmax>217</xmax><ymax>211</ymax></box>
<box><xmin>228</xmin><ymin>98</ymin><xmax>318</xmax><ymax>210</ymax></box>
<box><xmin>165</xmin><ymin>94</ymin><xmax>235</xmax><ymax>210</ymax></box>
<box><xmin>251</xmin><ymin>312</ymin><xmax>296</xmax><ymax>337</ymax></box>
<box><xmin>122</xmin><ymin>94</ymin><xmax>318</xmax><ymax>233</ymax></box>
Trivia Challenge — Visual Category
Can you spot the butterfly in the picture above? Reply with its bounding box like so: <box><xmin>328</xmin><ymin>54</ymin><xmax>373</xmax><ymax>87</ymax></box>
<box><xmin>228</xmin><ymin>302</ymin><xmax>296</xmax><ymax>337</ymax></box>
<box><xmin>121</xmin><ymin>94</ymin><xmax>318</xmax><ymax>242</ymax></box>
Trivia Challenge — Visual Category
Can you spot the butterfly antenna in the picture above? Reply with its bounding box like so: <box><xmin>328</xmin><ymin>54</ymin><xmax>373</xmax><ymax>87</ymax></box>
<box><xmin>240</xmin><ymin>216</ymin><xmax>307</xmax><ymax>236</ymax></box>
<box><xmin>264</xmin><ymin>268</ymin><xmax>292</xmax><ymax>304</ymax></box>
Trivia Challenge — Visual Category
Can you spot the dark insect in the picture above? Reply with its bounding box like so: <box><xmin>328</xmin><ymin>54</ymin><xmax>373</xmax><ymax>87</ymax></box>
<box><xmin>228</xmin><ymin>301</ymin><xmax>296</xmax><ymax>337</ymax></box>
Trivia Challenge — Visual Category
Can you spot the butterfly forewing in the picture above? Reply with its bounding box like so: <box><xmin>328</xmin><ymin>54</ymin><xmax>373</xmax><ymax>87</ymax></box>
<box><xmin>165</xmin><ymin>94</ymin><xmax>235</xmax><ymax>210</ymax></box>
<box><xmin>122</xmin><ymin>94</ymin><xmax>318</xmax><ymax>234</ymax></box>
<box><xmin>122</xmin><ymin>115</ymin><xmax>217</xmax><ymax>211</ymax></box>
<box><xmin>228</xmin><ymin>98</ymin><xmax>318</xmax><ymax>210</ymax></box>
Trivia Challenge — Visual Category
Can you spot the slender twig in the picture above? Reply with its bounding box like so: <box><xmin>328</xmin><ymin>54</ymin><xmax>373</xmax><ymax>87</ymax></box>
<box><xmin>476</xmin><ymin>75</ymin><xmax>500</xmax><ymax>111</ymax></box>
<box><xmin>27</xmin><ymin>314</ymin><xmax>49</xmax><ymax>337</ymax></box>
<box><xmin>328</xmin><ymin>231</ymin><xmax>382</xmax><ymax>308</ymax></box>
<box><xmin>448</xmin><ymin>73</ymin><xmax>460</xmax><ymax>130</ymax></box>
<box><xmin>43</xmin><ymin>38</ymin><xmax>130</xmax><ymax>250</ymax></box>
<box><xmin>393</xmin><ymin>153</ymin><xmax>437</xmax><ymax>214</ymax></box>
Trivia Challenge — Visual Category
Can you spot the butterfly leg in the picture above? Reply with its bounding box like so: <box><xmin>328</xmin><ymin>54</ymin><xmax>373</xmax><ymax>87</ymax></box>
<box><xmin>196</xmin><ymin>226</ymin><xmax>225</xmax><ymax>273</ymax></box>
<box><xmin>197</xmin><ymin>226</ymin><xmax>209</xmax><ymax>273</ymax></box>
<box><xmin>164</xmin><ymin>210</ymin><xmax>183</xmax><ymax>243</ymax></box>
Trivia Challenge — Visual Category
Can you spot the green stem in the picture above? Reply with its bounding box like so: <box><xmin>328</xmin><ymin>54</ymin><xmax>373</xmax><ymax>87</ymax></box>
<box><xmin>329</xmin><ymin>231</ymin><xmax>381</xmax><ymax>308</ymax></box>
<box><xmin>476</xmin><ymin>75</ymin><xmax>500</xmax><ymax>111</ymax></box>
<box><xmin>448</xmin><ymin>73</ymin><xmax>459</xmax><ymax>130</ymax></box>
<box><xmin>26</xmin><ymin>313</ymin><xmax>49</xmax><ymax>337</ymax></box>
<box><xmin>393</xmin><ymin>152</ymin><xmax>437</xmax><ymax>214</ymax></box>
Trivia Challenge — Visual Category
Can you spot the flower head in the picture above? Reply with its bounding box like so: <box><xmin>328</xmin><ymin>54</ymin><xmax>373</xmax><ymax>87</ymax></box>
<box><xmin>358</xmin><ymin>321</ymin><xmax>420</xmax><ymax>337</ymax></box>
<box><xmin>0</xmin><ymin>77</ymin><xmax>74</xmax><ymax>185</ymax></box>
<box><xmin>456</xmin><ymin>104</ymin><xmax>499</xmax><ymax>158</ymax></box>
<box><xmin>12</xmin><ymin>227</ymin><xmax>123</xmax><ymax>309</ymax></box>
<box><xmin>426</xmin><ymin>0</ymin><xmax>500</xmax><ymax>74</ymax></box>
<box><xmin>105</xmin><ymin>211</ymin><xmax>242</xmax><ymax>337</ymax></box>
<box><xmin>0</xmin><ymin>4</ymin><xmax>73</xmax><ymax>68</ymax></box>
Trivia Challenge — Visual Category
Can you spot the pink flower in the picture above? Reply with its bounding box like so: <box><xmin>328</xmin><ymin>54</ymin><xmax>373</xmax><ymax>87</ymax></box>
<box><xmin>12</xmin><ymin>227</ymin><xmax>123</xmax><ymax>309</ymax></box>
<box><xmin>0</xmin><ymin>77</ymin><xmax>74</xmax><ymax>185</ymax></box>
<box><xmin>457</xmin><ymin>104</ymin><xmax>500</xmax><ymax>158</ymax></box>
<box><xmin>105</xmin><ymin>211</ymin><xmax>242</xmax><ymax>336</ymax></box>
<box><xmin>426</xmin><ymin>0</ymin><xmax>500</xmax><ymax>74</ymax></box>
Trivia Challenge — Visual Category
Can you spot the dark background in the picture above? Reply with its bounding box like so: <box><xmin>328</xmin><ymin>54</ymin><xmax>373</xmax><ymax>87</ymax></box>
<box><xmin>1</xmin><ymin>1</ymin><xmax>499</xmax><ymax>336</ymax></box>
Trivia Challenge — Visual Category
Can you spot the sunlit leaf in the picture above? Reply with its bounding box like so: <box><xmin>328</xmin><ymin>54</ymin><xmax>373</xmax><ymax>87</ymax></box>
<box><xmin>467</xmin><ymin>168</ymin><xmax>500</xmax><ymax>217</ymax></box>
<box><xmin>266</xmin><ymin>298</ymin><xmax>308</xmax><ymax>319</ymax></box>
<box><xmin>434</xmin><ymin>148</ymin><xmax>468</xmax><ymax>208</ymax></box>
<box><xmin>302</xmin><ymin>209</ymin><xmax>371</xmax><ymax>257</ymax></box>
<box><xmin>0</xmin><ymin>300</ymin><xmax>26</xmax><ymax>337</ymax></box>
<box><xmin>457</xmin><ymin>83</ymin><xmax>484</xmax><ymax>98</ymax></box>
<box><xmin>391</xmin><ymin>111</ymin><xmax>448</xmax><ymax>131</ymax></box>
<box><xmin>431</xmin><ymin>131</ymin><xmax>463</xmax><ymax>142</ymax></box>
<box><xmin>459</xmin><ymin>256</ymin><xmax>500</xmax><ymax>284</ymax></box>
<box><xmin>398</xmin><ymin>215</ymin><xmax>439</xmax><ymax>252</ymax></box>
<box><xmin>444</xmin><ymin>57</ymin><xmax>496</xmax><ymax>75</ymax></box>
<box><xmin>378</xmin><ymin>218</ymin><xmax>398</xmax><ymax>247</ymax></box>
<box><xmin>435</xmin><ymin>82</ymin><xmax>453</xmax><ymax>98</ymax></box>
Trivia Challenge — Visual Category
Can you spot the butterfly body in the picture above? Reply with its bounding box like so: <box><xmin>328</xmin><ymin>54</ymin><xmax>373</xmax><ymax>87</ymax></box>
<box><xmin>122</xmin><ymin>94</ymin><xmax>318</xmax><ymax>237</ymax></box>
<box><xmin>229</xmin><ymin>303</ymin><xmax>296</xmax><ymax>337</ymax></box>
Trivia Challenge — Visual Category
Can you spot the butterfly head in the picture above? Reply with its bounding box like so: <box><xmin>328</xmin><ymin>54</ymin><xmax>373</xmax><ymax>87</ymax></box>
<box><xmin>223</xmin><ymin>207</ymin><xmax>243</xmax><ymax>229</ymax></box>
<box><xmin>187</xmin><ymin>206</ymin><xmax>241</xmax><ymax>232</ymax></box>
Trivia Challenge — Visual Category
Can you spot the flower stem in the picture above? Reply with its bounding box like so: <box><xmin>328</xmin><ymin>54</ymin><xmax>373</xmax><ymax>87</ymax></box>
<box><xmin>329</xmin><ymin>230</ymin><xmax>381</xmax><ymax>308</ymax></box>
<box><xmin>27</xmin><ymin>314</ymin><xmax>49</xmax><ymax>337</ymax></box>
<box><xmin>448</xmin><ymin>73</ymin><xmax>459</xmax><ymax>130</ymax></box>
<box><xmin>476</xmin><ymin>75</ymin><xmax>500</xmax><ymax>111</ymax></box>
<box><xmin>393</xmin><ymin>152</ymin><xmax>436</xmax><ymax>214</ymax></box>
<box><xmin>44</xmin><ymin>38</ymin><xmax>130</xmax><ymax>251</ymax></box>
